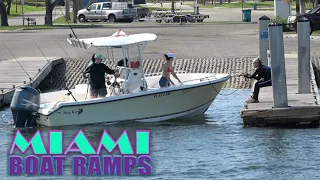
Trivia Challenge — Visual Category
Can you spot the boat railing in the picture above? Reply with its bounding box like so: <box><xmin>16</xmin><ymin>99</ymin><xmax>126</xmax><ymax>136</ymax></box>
<box><xmin>145</xmin><ymin>71</ymin><xmax>187</xmax><ymax>77</ymax></box>
<box><xmin>67</xmin><ymin>38</ymin><xmax>91</xmax><ymax>49</ymax></box>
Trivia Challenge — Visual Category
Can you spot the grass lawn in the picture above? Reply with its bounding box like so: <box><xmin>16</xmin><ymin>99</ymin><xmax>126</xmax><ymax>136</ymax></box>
<box><xmin>9</xmin><ymin>5</ymin><xmax>45</xmax><ymax>17</ymax></box>
<box><xmin>284</xmin><ymin>30</ymin><xmax>320</xmax><ymax>36</ymax></box>
<box><xmin>54</xmin><ymin>13</ymin><xmax>74</xmax><ymax>24</ymax></box>
<box><xmin>0</xmin><ymin>25</ymin><xmax>52</xmax><ymax>30</ymax></box>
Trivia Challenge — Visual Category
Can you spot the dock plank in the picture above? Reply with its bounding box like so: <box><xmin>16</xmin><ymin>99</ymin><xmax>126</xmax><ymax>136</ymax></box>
<box><xmin>240</xmin><ymin>54</ymin><xmax>320</xmax><ymax>127</ymax></box>
<box><xmin>0</xmin><ymin>57</ymin><xmax>63</xmax><ymax>107</ymax></box>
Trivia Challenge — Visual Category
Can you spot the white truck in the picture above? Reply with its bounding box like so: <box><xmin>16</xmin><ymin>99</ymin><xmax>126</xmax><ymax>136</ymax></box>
<box><xmin>77</xmin><ymin>2</ymin><xmax>137</xmax><ymax>23</ymax></box>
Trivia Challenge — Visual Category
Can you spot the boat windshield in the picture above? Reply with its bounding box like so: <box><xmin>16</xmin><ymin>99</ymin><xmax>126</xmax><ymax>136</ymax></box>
<box><xmin>307</xmin><ymin>6</ymin><xmax>320</xmax><ymax>14</ymax></box>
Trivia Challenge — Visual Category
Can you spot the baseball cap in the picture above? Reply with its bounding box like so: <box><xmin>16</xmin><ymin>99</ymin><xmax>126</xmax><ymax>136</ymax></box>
<box><xmin>94</xmin><ymin>53</ymin><xmax>104</xmax><ymax>59</ymax></box>
<box><xmin>167</xmin><ymin>52</ymin><xmax>176</xmax><ymax>59</ymax></box>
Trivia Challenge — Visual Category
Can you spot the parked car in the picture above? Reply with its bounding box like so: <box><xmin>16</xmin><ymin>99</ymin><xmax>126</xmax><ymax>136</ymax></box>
<box><xmin>287</xmin><ymin>5</ymin><xmax>320</xmax><ymax>35</ymax></box>
<box><xmin>77</xmin><ymin>2</ymin><xmax>137</xmax><ymax>23</ymax></box>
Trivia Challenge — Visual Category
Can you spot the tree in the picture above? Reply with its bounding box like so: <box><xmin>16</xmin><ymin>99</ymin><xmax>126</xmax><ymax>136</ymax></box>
<box><xmin>72</xmin><ymin>0</ymin><xmax>79</xmax><ymax>23</ymax></box>
<box><xmin>4</xmin><ymin>0</ymin><xmax>12</xmax><ymax>15</ymax></box>
<box><xmin>0</xmin><ymin>0</ymin><xmax>9</xmax><ymax>26</ymax></box>
<box><xmin>45</xmin><ymin>0</ymin><xmax>64</xmax><ymax>25</ymax></box>
<box><xmin>171</xmin><ymin>0</ymin><xmax>174</xmax><ymax>13</ymax></box>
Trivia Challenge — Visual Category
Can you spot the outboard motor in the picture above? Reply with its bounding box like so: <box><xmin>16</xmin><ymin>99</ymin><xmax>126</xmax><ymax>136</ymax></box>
<box><xmin>10</xmin><ymin>86</ymin><xmax>40</xmax><ymax>128</ymax></box>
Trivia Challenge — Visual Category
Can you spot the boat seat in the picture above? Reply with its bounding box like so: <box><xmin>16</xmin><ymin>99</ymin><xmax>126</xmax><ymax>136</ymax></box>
<box><xmin>56</xmin><ymin>95</ymin><xmax>69</xmax><ymax>102</ymax></box>
<box><xmin>128</xmin><ymin>69</ymin><xmax>142</xmax><ymax>83</ymax></box>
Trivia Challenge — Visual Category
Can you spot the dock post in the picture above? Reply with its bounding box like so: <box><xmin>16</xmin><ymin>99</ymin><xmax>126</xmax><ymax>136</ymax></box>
<box><xmin>268</xmin><ymin>23</ymin><xmax>288</xmax><ymax>108</ymax></box>
<box><xmin>297</xmin><ymin>17</ymin><xmax>311</xmax><ymax>93</ymax></box>
<box><xmin>259</xmin><ymin>15</ymin><xmax>270</xmax><ymax>66</ymax></box>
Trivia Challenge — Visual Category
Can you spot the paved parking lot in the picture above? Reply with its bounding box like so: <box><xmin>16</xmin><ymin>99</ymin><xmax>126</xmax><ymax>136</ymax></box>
<box><xmin>1</xmin><ymin>23</ymin><xmax>319</xmax><ymax>60</ymax></box>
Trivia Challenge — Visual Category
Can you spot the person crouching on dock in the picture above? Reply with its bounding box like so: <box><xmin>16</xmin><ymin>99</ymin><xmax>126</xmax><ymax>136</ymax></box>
<box><xmin>244</xmin><ymin>57</ymin><xmax>272</xmax><ymax>103</ymax></box>
<box><xmin>159</xmin><ymin>52</ymin><xmax>183</xmax><ymax>88</ymax></box>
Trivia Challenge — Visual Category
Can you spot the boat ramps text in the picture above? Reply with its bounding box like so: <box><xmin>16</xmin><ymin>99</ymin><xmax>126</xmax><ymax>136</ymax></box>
<box><xmin>154</xmin><ymin>92</ymin><xmax>171</xmax><ymax>98</ymax></box>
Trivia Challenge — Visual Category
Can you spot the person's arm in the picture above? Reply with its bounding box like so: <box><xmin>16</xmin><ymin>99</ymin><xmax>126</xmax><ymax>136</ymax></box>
<box><xmin>103</xmin><ymin>64</ymin><xmax>116</xmax><ymax>74</ymax></box>
<box><xmin>171</xmin><ymin>68</ymin><xmax>182</xmax><ymax>84</ymax></box>
<box><xmin>244</xmin><ymin>69</ymin><xmax>260</xmax><ymax>80</ymax></box>
<box><xmin>252</xmin><ymin>68</ymin><xmax>262</xmax><ymax>80</ymax></box>
<box><xmin>83</xmin><ymin>66</ymin><xmax>90</xmax><ymax>79</ymax></box>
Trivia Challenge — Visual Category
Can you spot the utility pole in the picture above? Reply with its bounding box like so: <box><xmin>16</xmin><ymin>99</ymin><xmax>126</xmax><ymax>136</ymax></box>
<box><xmin>171</xmin><ymin>0</ymin><xmax>174</xmax><ymax>13</ymax></box>
<box><xmin>73</xmin><ymin>0</ymin><xmax>78</xmax><ymax>23</ymax></box>
<box><xmin>300</xmin><ymin>0</ymin><xmax>305</xmax><ymax>14</ymax></box>
<box><xmin>296</xmin><ymin>0</ymin><xmax>300</xmax><ymax>16</ymax></box>
<box><xmin>66</xmin><ymin>0</ymin><xmax>70</xmax><ymax>21</ymax></box>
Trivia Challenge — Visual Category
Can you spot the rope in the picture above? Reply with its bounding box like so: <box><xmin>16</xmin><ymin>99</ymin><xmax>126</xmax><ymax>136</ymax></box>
<box><xmin>1</xmin><ymin>41</ymin><xmax>33</xmax><ymax>82</ymax></box>
<box><xmin>85</xmin><ymin>73</ymin><xmax>250</xmax><ymax>98</ymax></box>
<box><xmin>149</xmin><ymin>73</ymin><xmax>248</xmax><ymax>91</ymax></box>
<box><xmin>201</xmin><ymin>74</ymin><xmax>250</xmax><ymax>96</ymax></box>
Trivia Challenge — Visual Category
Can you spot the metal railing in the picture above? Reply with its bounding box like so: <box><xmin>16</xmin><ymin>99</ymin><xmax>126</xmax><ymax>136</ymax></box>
<box><xmin>145</xmin><ymin>71</ymin><xmax>187</xmax><ymax>77</ymax></box>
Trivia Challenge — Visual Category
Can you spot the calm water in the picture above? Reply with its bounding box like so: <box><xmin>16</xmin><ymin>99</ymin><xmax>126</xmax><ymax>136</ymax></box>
<box><xmin>0</xmin><ymin>89</ymin><xmax>320</xmax><ymax>180</ymax></box>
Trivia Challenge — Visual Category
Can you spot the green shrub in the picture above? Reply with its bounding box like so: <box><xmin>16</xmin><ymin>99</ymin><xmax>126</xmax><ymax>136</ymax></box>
<box><xmin>25</xmin><ymin>2</ymin><xmax>45</xmax><ymax>7</ymax></box>
<box><xmin>271</xmin><ymin>15</ymin><xmax>290</xmax><ymax>32</ymax></box>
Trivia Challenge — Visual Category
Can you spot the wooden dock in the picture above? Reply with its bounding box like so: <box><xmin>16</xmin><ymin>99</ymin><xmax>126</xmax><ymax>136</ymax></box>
<box><xmin>240</xmin><ymin>54</ymin><xmax>320</xmax><ymax>127</ymax></box>
<box><xmin>0</xmin><ymin>57</ymin><xmax>63</xmax><ymax>108</ymax></box>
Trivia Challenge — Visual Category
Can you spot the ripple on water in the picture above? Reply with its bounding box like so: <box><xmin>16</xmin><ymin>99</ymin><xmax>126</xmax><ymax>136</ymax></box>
<box><xmin>0</xmin><ymin>90</ymin><xmax>320</xmax><ymax>179</ymax></box>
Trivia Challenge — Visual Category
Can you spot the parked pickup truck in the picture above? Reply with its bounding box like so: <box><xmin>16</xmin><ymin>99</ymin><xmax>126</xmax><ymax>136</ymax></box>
<box><xmin>287</xmin><ymin>5</ymin><xmax>320</xmax><ymax>35</ymax></box>
<box><xmin>77</xmin><ymin>2</ymin><xmax>137</xmax><ymax>23</ymax></box>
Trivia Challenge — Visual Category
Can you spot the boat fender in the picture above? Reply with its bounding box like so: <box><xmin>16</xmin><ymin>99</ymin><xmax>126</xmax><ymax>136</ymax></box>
<box><xmin>10</xmin><ymin>86</ymin><xmax>40</xmax><ymax>128</ymax></box>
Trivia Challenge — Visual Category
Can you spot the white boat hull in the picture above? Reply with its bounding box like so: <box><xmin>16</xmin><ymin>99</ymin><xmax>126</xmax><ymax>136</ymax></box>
<box><xmin>36</xmin><ymin>73</ymin><xmax>229</xmax><ymax>127</ymax></box>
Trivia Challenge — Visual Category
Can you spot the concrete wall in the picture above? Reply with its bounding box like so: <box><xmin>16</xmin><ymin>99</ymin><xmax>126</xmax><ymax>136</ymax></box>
<box><xmin>274</xmin><ymin>0</ymin><xmax>291</xmax><ymax>19</ymax></box>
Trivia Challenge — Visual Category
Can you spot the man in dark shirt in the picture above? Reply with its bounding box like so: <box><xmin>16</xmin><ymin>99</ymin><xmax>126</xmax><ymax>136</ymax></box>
<box><xmin>244</xmin><ymin>57</ymin><xmax>272</xmax><ymax>103</ymax></box>
<box><xmin>83</xmin><ymin>53</ymin><xmax>119</xmax><ymax>99</ymax></box>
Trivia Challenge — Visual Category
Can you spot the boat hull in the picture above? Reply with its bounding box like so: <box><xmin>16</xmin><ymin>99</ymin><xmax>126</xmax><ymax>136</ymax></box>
<box><xmin>37</xmin><ymin>74</ymin><xmax>229</xmax><ymax>126</ymax></box>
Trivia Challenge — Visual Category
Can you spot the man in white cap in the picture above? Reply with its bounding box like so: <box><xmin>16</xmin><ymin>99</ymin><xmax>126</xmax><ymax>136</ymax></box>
<box><xmin>244</xmin><ymin>57</ymin><xmax>272</xmax><ymax>103</ymax></box>
<box><xmin>83</xmin><ymin>53</ymin><xmax>119</xmax><ymax>99</ymax></box>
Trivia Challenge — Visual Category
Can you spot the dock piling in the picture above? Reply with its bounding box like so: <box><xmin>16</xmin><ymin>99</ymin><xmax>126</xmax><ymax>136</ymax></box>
<box><xmin>268</xmin><ymin>23</ymin><xmax>288</xmax><ymax>108</ymax></box>
<box><xmin>259</xmin><ymin>15</ymin><xmax>270</xmax><ymax>66</ymax></box>
<box><xmin>297</xmin><ymin>17</ymin><xmax>311</xmax><ymax>94</ymax></box>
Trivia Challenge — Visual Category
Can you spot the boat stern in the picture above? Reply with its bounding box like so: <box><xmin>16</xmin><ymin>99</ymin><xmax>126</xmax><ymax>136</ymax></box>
<box><xmin>36</xmin><ymin>114</ymin><xmax>52</xmax><ymax>126</ymax></box>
